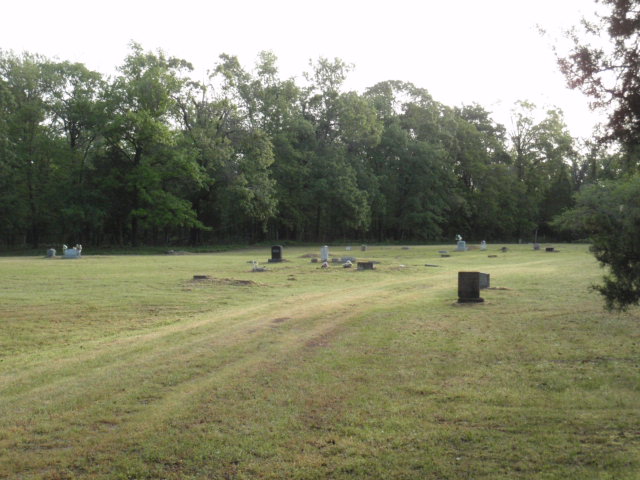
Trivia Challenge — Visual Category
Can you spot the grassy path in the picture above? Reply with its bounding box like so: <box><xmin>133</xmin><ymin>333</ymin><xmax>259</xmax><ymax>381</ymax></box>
<box><xmin>1</xmin><ymin>245</ymin><xmax>639</xmax><ymax>479</ymax></box>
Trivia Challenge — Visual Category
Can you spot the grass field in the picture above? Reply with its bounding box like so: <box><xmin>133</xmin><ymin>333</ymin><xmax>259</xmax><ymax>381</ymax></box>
<box><xmin>0</xmin><ymin>244</ymin><xmax>639</xmax><ymax>479</ymax></box>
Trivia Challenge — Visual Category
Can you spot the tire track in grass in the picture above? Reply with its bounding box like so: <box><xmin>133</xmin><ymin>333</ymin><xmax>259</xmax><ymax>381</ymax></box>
<box><xmin>1</xmin><ymin>275</ymin><xmax>450</xmax><ymax>477</ymax></box>
<box><xmin>1</xmin><ymin>272</ymin><xmax>450</xmax><ymax>395</ymax></box>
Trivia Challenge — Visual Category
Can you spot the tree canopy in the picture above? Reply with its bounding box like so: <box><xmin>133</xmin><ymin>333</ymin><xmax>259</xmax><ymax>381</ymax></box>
<box><xmin>556</xmin><ymin>0</ymin><xmax>640</xmax><ymax>310</ymax></box>
<box><xmin>0</xmin><ymin>45</ymin><xmax>587</xmax><ymax>247</ymax></box>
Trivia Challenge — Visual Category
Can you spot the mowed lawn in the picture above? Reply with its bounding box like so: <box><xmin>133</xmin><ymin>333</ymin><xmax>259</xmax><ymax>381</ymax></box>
<box><xmin>0</xmin><ymin>244</ymin><xmax>638</xmax><ymax>479</ymax></box>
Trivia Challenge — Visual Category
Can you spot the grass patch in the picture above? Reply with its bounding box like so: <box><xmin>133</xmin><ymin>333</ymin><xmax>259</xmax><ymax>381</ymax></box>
<box><xmin>0</xmin><ymin>244</ymin><xmax>639</xmax><ymax>479</ymax></box>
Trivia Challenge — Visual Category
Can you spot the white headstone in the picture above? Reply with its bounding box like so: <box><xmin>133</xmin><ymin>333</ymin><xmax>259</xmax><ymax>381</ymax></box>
<box><xmin>63</xmin><ymin>244</ymin><xmax>82</xmax><ymax>259</ymax></box>
<box><xmin>320</xmin><ymin>245</ymin><xmax>329</xmax><ymax>262</ymax></box>
<box><xmin>480</xmin><ymin>240</ymin><xmax>487</xmax><ymax>251</ymax></box>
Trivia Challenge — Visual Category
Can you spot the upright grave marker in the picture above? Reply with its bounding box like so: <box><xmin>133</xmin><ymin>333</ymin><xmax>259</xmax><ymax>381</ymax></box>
<box><xmin>269</xmin><ymin>245</ymin><xmax>283</xmax><ymax>263</ymax></box>
<box><xmin>458</xmin><ymin>271</ymin><xmax>484</xmax><ymax>303</ymax></box>
<box><xmin>455</xmin><ymin>234</ymin><xmax>467</xmax><ymax>252</ymax></box>
<box><xmin>63</xmin><ymin>244</ymin><xmax>82</xmax><ymax>259</ymax></box>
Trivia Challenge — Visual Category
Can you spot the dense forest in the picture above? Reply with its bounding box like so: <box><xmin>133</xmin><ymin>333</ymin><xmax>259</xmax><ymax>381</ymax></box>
<box><xmin>0</xmin><ymin>44</ymin><xmax>624</xmax><ymax>247</ymax></box>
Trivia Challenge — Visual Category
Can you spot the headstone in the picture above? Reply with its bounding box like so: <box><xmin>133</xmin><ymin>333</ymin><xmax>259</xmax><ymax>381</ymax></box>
<box><xmin>458</xmin><ymin>272</ymin><xmax>484</xmax><ymax>303</ymax></box>
<box><xmin>46</xmin><ymin>248</ymin><xmax>56</xmax><ymax>258</ymax></box>
<box><xmin>480</xmin><ymin>240</ymin><xmax>487</xmax><ymax>251</ymax></box>
<box><xmin>252</xmin><ymin>260</ymin><xmax>266</xmax><ymax>272</ymax></box>
<box><xmin>441</xmin><ymin>254</ymin><xmax>451</xmax><ymax>258</ymax></box>
<box><xmin>321</xmin><ymin>261</ymin><xmax>329</xmax><ymax>269</ymax></box>
<box><xmin>361</xmin><ymin>244</ymin><xmax>367</xmax><ymax>252</ymax></box>
<box><xmin>320</xmin><ymin>245</ymin><xmax>329</xmax><ymax>262</ymax></box>
<box><xmin>545</xmin><ymin>247</ymin><xmax>555</xmax><ymax>252</ymax></box>
<box><xmin>63</xmin><ymin>244</ymin><xmax>82</xmax><ymax>259</ymax></box>
<box><xmin>456</xmin><ymin>240</ymin><xmax>467</xmax><ymax>252</ymax></box>
<box><xmin>343</xmin><ymin>260</ymin><xmax>353</xmax><ymax>268</ymax></box>
<box><xmin>357</xmin><ymin>261</ymin><xmax>375</xmax><ymax>271</ymax></box>
<box><xmin>500</xmin><ymin>247</ymin><xmax>508</xmax><ymax>253</ymax></box>
<box><xmin>479</xmin><ymin>272</ymin><xmax>490</xmax><ymax>289</ymax></box>
<box><xmin>346</xmin><ymin>246</ymin><xmax>352</xmax><ymax>251</ymax></box>
<box><xmin>533</xmin><ymin>243</ymin><xmax>541</xmax><ymax>250</ymax></box>
<box><xmin>268</xmin><ymin>245</ymin><xmax>283</xmax><ymax>263</ymax></box>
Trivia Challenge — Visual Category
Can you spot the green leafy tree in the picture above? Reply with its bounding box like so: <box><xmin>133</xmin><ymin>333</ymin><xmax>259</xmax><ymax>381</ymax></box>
<box><xmin>100</xmin><ymin>43</ymin><xmax>204</xmax><ymax>245</ymax></box>
<box><xmin>559</xmin><ymin>0</ymin><xmax>640</xmax><ymax>156</ymax></box>
<box><xmin>179</xmin><ymin>55</ymin><xmax>277</xmax><ymax>242</ymax></box>
<box><xmin>555</xmin><ymin>0</ymin><xmax>640</xmax><ymax>309</ymax></box>
<box><xmin>44</xmin><ymin>60</ymin><xmax>106</xmax><ymax>244</ymax></box>
<box><xmin>0</xmin><ymin>51</ymin><xmax>65</xmax><ymax>247</ymax></box>
<box><xmin>509</xmin><ymin>102</ymin><xmax>577</xmax><ymax>238</ymax></box>
<box><xmin>554</xmin><ymin>177</ymin><xmax>640</xmax><ymax>309</ymax></box>
<box><xmin>365</xmin><ymin>81</ymin><xmax>455</xmax><ymax>240</ymax></box>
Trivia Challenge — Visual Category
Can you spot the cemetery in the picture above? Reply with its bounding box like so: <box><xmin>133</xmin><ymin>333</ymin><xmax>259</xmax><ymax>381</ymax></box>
<box><xmin>0</xmin><ymin>243</ymin><xmax>638</xmax><ymax>479</ymax></box>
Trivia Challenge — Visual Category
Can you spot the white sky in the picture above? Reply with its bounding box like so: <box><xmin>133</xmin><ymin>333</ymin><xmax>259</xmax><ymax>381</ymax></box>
<box><xmin>2</xmin><ymin>0</ymin><xmax>605</xmax><ymax>138</ymax></box>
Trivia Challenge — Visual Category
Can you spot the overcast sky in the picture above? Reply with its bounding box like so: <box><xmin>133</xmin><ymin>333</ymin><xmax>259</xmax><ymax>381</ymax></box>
<box><xmin>2</xmin><ymin>0</ymin><xmax>604</xmax><ymax>138</ymax></box>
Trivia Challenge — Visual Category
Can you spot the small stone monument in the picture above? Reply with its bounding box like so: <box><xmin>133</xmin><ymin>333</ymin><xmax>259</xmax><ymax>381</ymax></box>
<box><xmin>46</xmin><ymin>248</ymin><xmax>56</xmax><ymax>258</ymax></box>
<box><xmin>533</xmin><ymin>243</ymin><xmax>541</xmax><ymax>250</ymax></box>
<box><xmin>545</xmin><ymin>247</ymin><xmax>556</xmax><ymax>252</ymax></box>
<box><xmin>357</xmin><ymin>261</ymin><xmax>375</xmax><ymax>271</ymax></box>
<box><xmin>458</xmin><ymin>272</ymin><xmax>484</xmax><ymax>303</ymax></box>
<box><xmin>455</xmin><ymin>235</ymin><xmax>467</xmax><ymax>252</ymax></box>
<box><xmin>63</xmin><ymin>244</ymin><xmax>82</xmax><ymax>259</ymax></box>
<box><xmin>480</xmin><ymin>240</ymin><xmax>487</xmax><ymax>251</ymax></box>
<box><xmin>479</xmin><ymin>272</ymin><xmax>490</xmax><ymax>289</ymax></box>
<box><xmin>252</xmin><ymin>260</ymin><xmax>266</xmax><ymax>272</ymax></box>
<box><xmin>268</xmin><ymin>245</ymin><xmax>283</xmax><ymax>263</ymax></box>
<box><xmin>361</xmin><ymin>244</ymin><xmax>367</xmax><ymax>252</ymax></box>
<box><xmin>320</xmin><ymin>245</ymin><xmax>329</xmax><ymax>262</ymax></box>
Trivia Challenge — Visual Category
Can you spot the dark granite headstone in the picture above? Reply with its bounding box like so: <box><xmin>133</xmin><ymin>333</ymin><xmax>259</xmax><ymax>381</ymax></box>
<box><xmin>268</xmin><ymin>245</ymin><xmax>283</xmax><ymax>263</ymax></box>
<box><xmin>545</xmin><ymin>247</ymin><xmax>555</xmax><ymax>252</ymax></box>
<box><xmin>357</xmin><ymin>261</ymin><xmax>375</xmax><ymax>270</ymax></box>
<box><xmin>458</xmin><ymin>271</ymin><xmax>484</xmax><ymax>303</ymax></box>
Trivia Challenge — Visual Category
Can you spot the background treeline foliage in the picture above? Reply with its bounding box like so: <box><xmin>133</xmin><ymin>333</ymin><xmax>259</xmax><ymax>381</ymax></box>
<box><xmin>0</xmin><ymin>45</ymin><xmax>599</xmax><ymax>247</ymax></box>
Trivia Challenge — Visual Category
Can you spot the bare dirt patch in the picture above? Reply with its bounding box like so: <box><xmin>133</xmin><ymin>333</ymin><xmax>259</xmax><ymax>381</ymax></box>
<box><xmin>189</xmin><ymin>277</ymin><xmax>258</xmax><ymax>287</ymax></box>
<box><xmin>271</xmin><ymin>317</ymin><xmax>291</xmax><ymax>324</ymax></box>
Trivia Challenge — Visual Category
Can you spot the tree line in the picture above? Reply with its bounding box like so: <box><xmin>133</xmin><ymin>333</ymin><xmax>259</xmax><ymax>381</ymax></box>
<box><xmin>0</xmin><ymin>44</ymin><xmax>618</xmax><ymax>248</ymax></box>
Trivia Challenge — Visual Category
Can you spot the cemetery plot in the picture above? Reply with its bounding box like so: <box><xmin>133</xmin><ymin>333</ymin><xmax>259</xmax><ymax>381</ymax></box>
<box><xmin>0</xmin><ymin>244</ymin><xmax>638</xmax><ymax>479</ymax></box>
